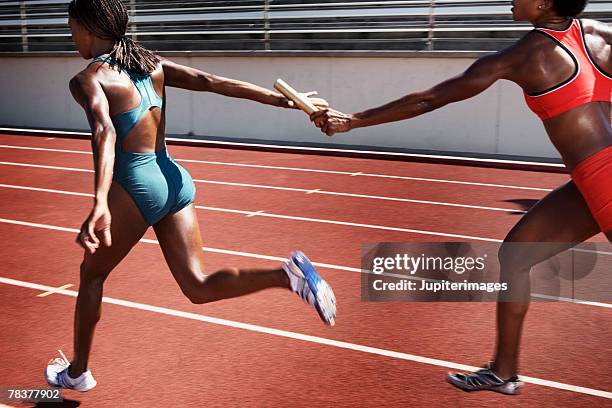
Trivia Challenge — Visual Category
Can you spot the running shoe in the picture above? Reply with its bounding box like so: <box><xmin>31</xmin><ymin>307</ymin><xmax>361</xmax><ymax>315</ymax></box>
<box><xmin>45</xmin><ymin>351</ymin><xmax>97</xmax><ymax>392</ymax></box>
<box><xmin>283</xmin><ymin>251</ymin><xmax>337</xmax><ymax>326</ymax></box>
<box><xmin>447</xmin><ymin>363</ymin><xmax>523</xmax><ymax>395</ymax></box>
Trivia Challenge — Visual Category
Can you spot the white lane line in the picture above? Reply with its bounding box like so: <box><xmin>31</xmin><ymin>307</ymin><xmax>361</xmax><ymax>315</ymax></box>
<box><xmin>0</xmin><ymin>143</ymin><xmax>556</xmax><ymax>192</ymax></box>
<box><xmin>0</xmin><ymin>160</ymin><xmax>528</xmax><ymax>214</ymax></box>
<box><xmin>0</xmin><ymin>144</ymin><xmax>90</xmax><ymax>155</ymax></box>
<box><xmin>0</xmin><ymin>275</ymin><xmax>610</xmax><ymax>399</ymax></box>
<box><xmin>37</xmin><ymin>283</ymin><xmax>74</xmax><ymax>297</ymax></box>
<box><xmin>0</xmin><ymin>217</ymin><xmax>361</xmax><ymax>273</ymax></box>
<box><xmin>1</xmin><ymin>216</ymin><xmax>611</xmax><ymax>309</ymax></box>
<box><xmin>196</xmin><ymin>205</ymin><xmax>500</xmax><ymax>242</ymax></box>
<box><xmin>0</xmin><ymin>182</ymin><xmax>502</xmax><ymax>242</ymax></box>
<box><xmin>0</xmin><ymin>128</ymin><xmax>566</xmax><ymax>170</ymax></box>
<box><xmin>1</xmin><ymin>182</ymin><xmax>609</xmax><ymax>259</ymax></box>
<box><xmin>0</xmin><ymin>161</ymin><xmax>93</xmax><ymax>173</ymax></box>
<box><xmin>195</xmin><ymin>179</ymin><xmax>525</xmax><ymax>214</ymax></box>
<box><xmin>177</xmin><ymin>159</ymin><xmax>555</xmax><ymax>192</ymax></box>
<box><xmin>0</xmin><ymin>127</ymin><xmax>88</xmax><ymax>136</ymax></box>
<box><xmin>530</xmin><ymin>293</ymin><xmax>612</xmax><ymax>308</ymax></box>
<box><xmin>0</xmin><ymin>183</ymin><xmax>94</xmax><ymax>197</ymax></box>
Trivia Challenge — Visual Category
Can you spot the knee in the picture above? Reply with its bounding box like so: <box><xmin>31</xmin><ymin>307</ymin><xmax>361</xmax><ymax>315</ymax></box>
<box><xmin>178</xmin><ymin>270</ymin><xmax>208</xmax><ymax>304</ymax></box>
<box><xmin>498</xmin><ymin>240</ymin><xmax>532</xmax><ymax>275</ymax></box>
<box><xmin>180</xmin><ymin>268</ymin><xmax>238</xmax><ymax>304</ymax></box>
<box><xmin>182</xmin><ymin>287</ymin><xmax>206</xmax><ymax>304</ymax></box>
<box><xmin>79</xmin><ymin>263</ymin><xmax>107</xmax><ymax>287</ymax></box>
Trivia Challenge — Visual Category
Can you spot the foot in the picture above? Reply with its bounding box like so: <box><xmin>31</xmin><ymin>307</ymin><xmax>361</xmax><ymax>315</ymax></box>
<box><xmin>447</xmin><ymin>364</ymin><xmax>523</xmax><ymax>395</ymax></box>
<box><xmin>45</xmin><ymin>353</ymin><xmax>97</xmax><ymax>392</ymax></box>
<box><xmin>283</xmin><ymin>251</ymin><xmax>337</xmax><ymax>326</ymax></box>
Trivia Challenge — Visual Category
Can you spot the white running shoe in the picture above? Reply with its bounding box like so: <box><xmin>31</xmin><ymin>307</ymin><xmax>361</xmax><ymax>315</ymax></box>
<box><xmin>45</xmin><ymin>352</ymin><xmax>97</xmax><ymax>392</ymax></box>
<box><xmin>283</xmin><ymin>251</ymin><xmax>337</xmax><ymax>326</ymax></box>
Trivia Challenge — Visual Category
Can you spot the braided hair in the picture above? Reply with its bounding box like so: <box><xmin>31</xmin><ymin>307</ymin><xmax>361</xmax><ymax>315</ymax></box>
<box><xmin>68</xmin><ymin>0</ymin><xmax>159</xmax><ymax>74</ymax></box>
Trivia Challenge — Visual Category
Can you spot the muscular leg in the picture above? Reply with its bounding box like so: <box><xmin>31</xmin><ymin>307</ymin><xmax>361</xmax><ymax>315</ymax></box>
<box><xmin>69</xmin><ymin>183</ymin><xmax>148</xmax><ymax>377</ymax></box>
<box><xmin>493</xmin><ymin>181</ymin><xmax>600</xmax><ymax>379</ymax></box>
<box><xmin>153</xmin><ymin>204</ymin><xmax>290</xmax><ymax>304</ymax></box>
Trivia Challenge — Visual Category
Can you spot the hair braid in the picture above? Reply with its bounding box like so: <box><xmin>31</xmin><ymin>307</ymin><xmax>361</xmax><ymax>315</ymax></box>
<box><xmin>68</xmin><ymin>0</ymin><xmax>159</xmax><ymax>74</ymax></box>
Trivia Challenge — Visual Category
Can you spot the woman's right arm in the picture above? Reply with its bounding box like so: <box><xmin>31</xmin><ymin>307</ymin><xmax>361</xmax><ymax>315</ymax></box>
<box><xmin>69</xmin><ymin>72</ymin><xmax>115</xmax><ymax>253</ymax></box>
<box><xmin>310</xmin><ymin>43</ymin><xmax>525</xmax><ymax>136</ymax></box>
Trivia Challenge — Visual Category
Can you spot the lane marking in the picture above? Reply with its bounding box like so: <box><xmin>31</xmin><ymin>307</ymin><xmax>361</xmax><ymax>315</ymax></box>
<box><xmin>0</xmin><ymin>144</ymin><xmax>90</xmax><ymax>155</ymax></box>
<box><xmin>195</xmin><ymin>179</ymin><xmax>527</xmax><ymax>213</ymax></box>
<box><xmin>0</xmin><ymin>275</ymin><xmax>610</xmax><ymax>399</ymax></box>
<box><xmin>0</xmin><ymin>184</ymin><xmax>93</xmax><ymax>197</ymax></box>
<box><xmin>37</xmin><ymin>283</ymin><xmax>74</xmax><ymax>297</ymax></box>
<box><xmin>0</xmin><ymin>161</ymin><xmax>93</xmax><ymax>173</ymax></box>
<box><xmin>0</xmin><ymin>182</ymin><xmax>502</xmax><ymax>242</ymax></box>
<box><xmin>0</xmin><ymin>217</ymin><xmax>610</xmax><ymax>309</ymax></box>
<box><xmin>0</xmin><ymin>160</ymin><xmax>528</xmax><ymax>214</ymax></box>
<box><xmin>0</xmin><ymin>127</ymin><xmax>566</xmax><ymax>170</ymax></box>
<box><xmin>196</xmin><ymin>205</ymin><xmax>499</xmax><ymax>241</ymax></box>
<box><xmin>2</xmin><ymin>182</ymin><xmax>611</xmax><ymax>256</ymax></box>
<box><xmin>0</xmin><ymin>143</ymin><xmax>556</xmax><ymax>192</ymax></box>
<box><xmin>0</xmin><ymin>217</ymin><xmax>361</xmax><ymax>273</ymax></box>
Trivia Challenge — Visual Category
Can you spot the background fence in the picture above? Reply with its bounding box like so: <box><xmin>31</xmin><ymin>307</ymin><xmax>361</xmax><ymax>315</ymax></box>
<box><xmin>1</xmin><ymin>0</ymin><xmax>611</xmax><ymax>53</ymax></box>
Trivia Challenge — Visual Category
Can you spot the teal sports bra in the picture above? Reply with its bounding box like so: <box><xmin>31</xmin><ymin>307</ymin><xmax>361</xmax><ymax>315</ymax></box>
<box><xmin>91</xmin><ymin>56</ymin><xmax>164</xmax><ymax>143</ymax></box>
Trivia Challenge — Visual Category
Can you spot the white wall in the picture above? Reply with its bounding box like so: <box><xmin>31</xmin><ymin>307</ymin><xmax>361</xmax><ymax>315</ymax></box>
<box><xmin>0</xmin><ymin>55</ymin><xmax>558</xmax><ymax>159</ymax></box>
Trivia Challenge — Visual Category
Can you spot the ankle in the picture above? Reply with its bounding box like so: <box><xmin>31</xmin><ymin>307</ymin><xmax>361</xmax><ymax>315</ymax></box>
<box><xmin>491</xmin><ymin>361</ymin><xmax>516</xmax><ymax>381</ymax></box>
<box><xmin>68</xmin><ymin>364</ymin><xmax>85</xmax><ymax>379</ymax></box>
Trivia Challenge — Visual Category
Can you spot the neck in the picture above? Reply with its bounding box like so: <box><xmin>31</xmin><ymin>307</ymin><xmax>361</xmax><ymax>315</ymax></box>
<box><xmin>89</xmin><ymin>39</ymin><xmax>115</xmax><ymax>59</ymax></box>
<box><xmin>533</xmin><ymin>14</ymin><xmax>572</xmax><ymax>29</ymax></box>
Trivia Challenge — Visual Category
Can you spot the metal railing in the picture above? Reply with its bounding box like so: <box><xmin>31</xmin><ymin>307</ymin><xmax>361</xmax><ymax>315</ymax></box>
<box><xmin>1</xmin><ymin>0</ymin><xmax>611</xmax><ymax>53</ymax></box>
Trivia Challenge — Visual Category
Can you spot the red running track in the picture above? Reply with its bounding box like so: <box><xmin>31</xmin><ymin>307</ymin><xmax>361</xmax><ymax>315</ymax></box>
<box><xmin>0</xmin><ymin>133</ymin><xmax>610</xmax><ymax>407</ymax></box>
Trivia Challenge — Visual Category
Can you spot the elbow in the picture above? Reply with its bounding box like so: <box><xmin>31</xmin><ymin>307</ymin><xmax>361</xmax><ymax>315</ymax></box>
<box><xmin>197</xmin><ymin>72</ymin><xmax>217</xmax><ymax>92</ymax></box>
<box><xmin>413</xmin><ymin>94</ymin><xmax>438</xmax><ymax>115</ymax></box>
<box><xmin>420</xmin><ymin>90</ymin><xmax>447</xmax><ymax>113</ymax></box>
<box><xmin>91</xmin><ymin>125</ymin><xmax>116</xmax><ymax>150</ymax></box>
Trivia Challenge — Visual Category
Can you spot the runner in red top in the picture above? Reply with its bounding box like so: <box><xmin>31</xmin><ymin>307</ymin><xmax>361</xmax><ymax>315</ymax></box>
<box><xmin>311</xmin><ymin>0</ymin><xmax>611</xmax><ymax>395</ymax></box>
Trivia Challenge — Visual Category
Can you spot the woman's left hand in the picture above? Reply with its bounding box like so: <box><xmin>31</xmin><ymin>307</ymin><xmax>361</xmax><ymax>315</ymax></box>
<box><xmin>277</xmin><ymin>91</ymin><xmax>329</xmax><ymax>110</ymax></box>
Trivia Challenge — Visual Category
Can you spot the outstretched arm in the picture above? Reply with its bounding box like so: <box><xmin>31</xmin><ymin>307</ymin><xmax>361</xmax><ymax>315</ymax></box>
<box><xmin>311</xmin><ymin>51</ymin><xmax>517</xmax><ymax>136</ymax></box>
<box><xmin>69</xmin><ymin>73</ymin><xmax>114</xmax><ymax>253</ymax></box>
<box><xmin>161</xmin><ymin>58</ymin><xmax>326</xmax><ymax>109</ymax></box>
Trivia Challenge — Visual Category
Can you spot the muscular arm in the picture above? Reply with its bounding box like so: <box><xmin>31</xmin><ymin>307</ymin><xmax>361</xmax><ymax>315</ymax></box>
<box><xmin>311</xmin><ymin>46</ymin><xmax>521</xmax><ymax>135</ymax></box>
<box><xmin>586</xmin><ymin>19</ymin><xmax>612</xmax><ymax>71</ymax></box>
<box><xmin>161</xmin><ymin>58</ymin><xmax>284</xmax><ymax>107</ymax></box>
<box><xmin>350</xmin><ymin>52</ymin><xmax>516</xmax><ymax>129</ymax></box>
<box><xmin>594</xmin><ymin>20</ymin><xmax>612</xmax><ymax>45</ymax></box>
<box><xmin>69</xmin><ymin>73</ymin><xmax>115</xmax><ymax>206</ymax></box>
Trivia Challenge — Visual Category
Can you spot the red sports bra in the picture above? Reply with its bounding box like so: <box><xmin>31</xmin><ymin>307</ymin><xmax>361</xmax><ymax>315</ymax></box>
<box><xmin>523</xmin><ymin>19</ymin><xmax>612</xmax><ymax>120</ymax></box>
